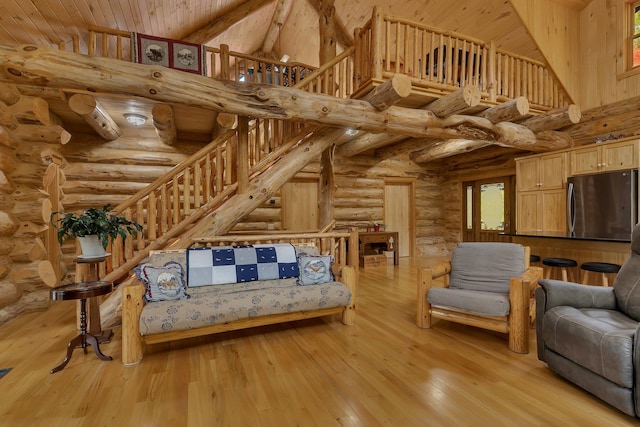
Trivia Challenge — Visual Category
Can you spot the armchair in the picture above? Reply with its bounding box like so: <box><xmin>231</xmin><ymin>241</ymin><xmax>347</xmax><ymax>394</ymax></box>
<box><xmin>417</xmin><ymin>242</ymin><xmax>542</xmax><ymax>354</ymax></box>
<box><xmin>536</xmin><ymin>224</ymin><xmax>640</xmax><ymax>417</ymax></box>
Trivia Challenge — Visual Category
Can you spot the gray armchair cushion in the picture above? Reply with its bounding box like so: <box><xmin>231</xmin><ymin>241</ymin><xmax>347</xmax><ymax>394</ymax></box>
<box><xmin>428</xmin><ymin>288</ymin><xmax>510</xmax><ymax>316</ymax></box>
<box><xmin>541</xmin><ymin>306</ymin><xmax>637</xmax><ymax>388</ymax></box>
<box><xmin>449</xmin><ymin>242</ymin><xmax>525</xmax><ymax>293</ymax></box>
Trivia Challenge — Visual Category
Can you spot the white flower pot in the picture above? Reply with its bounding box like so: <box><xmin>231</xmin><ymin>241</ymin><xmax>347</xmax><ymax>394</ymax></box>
<box><xmin>77</xmin><ymin>235</ymin><xmax>106</xmax><ymax>257</ymax></box>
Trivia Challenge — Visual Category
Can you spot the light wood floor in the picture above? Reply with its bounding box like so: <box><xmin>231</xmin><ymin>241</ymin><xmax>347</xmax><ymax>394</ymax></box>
<box><xmin>0</xmin><ymin>257</ymin><xmax>637</xmax><ymax>426</ymax></box>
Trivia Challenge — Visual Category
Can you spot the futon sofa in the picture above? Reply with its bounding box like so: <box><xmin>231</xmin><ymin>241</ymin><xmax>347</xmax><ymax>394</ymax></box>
<box><xmin>121</xmin><ymin>230</ymin><xmax>358</xmax><ymax>365</ymax></box>
<box><xmin>536</xmin><ymin>223</ymin><xmax>640</xmax><ymax>417</ymax></box>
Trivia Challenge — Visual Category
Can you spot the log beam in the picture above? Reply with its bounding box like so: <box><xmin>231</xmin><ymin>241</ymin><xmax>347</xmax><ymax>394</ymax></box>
<box><xmin>262</xmin><ymin>0</ymin><xmax>294</xmax><ymax>54</ymax></box>
<box><xmin>151</xmin><ymin>103</ymin><xmax>177</xmax><ymax>145</ymax></box>
<box><xmin>411</xmin><ymin>139</ymin><xmax>489</xmax><ymax>163</ymax></box>
<box><xmin>0</xmin><ymin>45</ymin><xmax>559</xmax><ymax>151</ymax></box>
<box><xmin>338</xmin><ymin>133</ymin><xmax>407</xmax><ymax>158</ymax></box>
<box><xmin>8</xmin><ymin>95</ymin><xmax>50</xmax><ymax>125</ymax></box>
<box><xmin>68</xmin><ymin>93</ymin><xmax>122</xmax><ymax>141</ymax></box>
<box><xmin>424</xmin><ymin>85</ymin><xmax>481</xmax><ymax>117</ymax></box>
<box><xmin>479</xmin><ymin>97</ymin><xmax>529</xmax><ymax>123</ymax></box>
<box><xmin>361</xmin><ymin>74</ymin><xmax>412</xmax><ymax>111</ymax></box>
<box><xmin>520</xmin><ymin>104</ymin><xmax>581</xmax><ymax>133</ymax></box>
<box><xmin>11</xmin><ymin>123</ymin><xmax>71</xmax><ymax>144</ymax></box>
<box><xmin>182</xmin><ymin>0</ymin><xmax>275</xmax><ymax>44</ymax></box>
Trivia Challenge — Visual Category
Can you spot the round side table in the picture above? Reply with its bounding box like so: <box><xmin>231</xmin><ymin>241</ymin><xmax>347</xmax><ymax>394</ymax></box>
<box><xmin>50</xmin><ymin>281</ymin><xmax>113</xmax><ymax>374</ymax></box>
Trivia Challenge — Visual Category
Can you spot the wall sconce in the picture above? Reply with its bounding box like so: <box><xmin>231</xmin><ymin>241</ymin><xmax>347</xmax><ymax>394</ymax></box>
<box><xmin>124</xmin><ymin>113</ymin><xmax>148</xmax><ymax>126</ymax></box>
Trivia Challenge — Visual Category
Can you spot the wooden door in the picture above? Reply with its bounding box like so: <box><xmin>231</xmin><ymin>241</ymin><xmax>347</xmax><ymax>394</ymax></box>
<box><xmin>602</xmin><ymin>141</ymin><xmax>638</xmax><ymax>171</ymax></box>
<box><xmin>570</xmin><ymin>146</ymin><xmax>600</xmax><ymax>175</ymax></box>
<box><xmin>384</xmin><ymin>180</ymin><xmax>414</xmax><ymax>257</ymax></box>
<box><xmin>281</xmin><ymin>179</ymin><xmax>318</xmax><ymax>231</ymax></box>
<box><xmin>463</xmin><ymin>176</ymin><xmax>514</xmax><ymax>242</ymax></box>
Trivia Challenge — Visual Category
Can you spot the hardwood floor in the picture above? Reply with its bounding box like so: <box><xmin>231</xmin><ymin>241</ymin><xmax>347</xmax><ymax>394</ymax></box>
<box><xmin>0</xmin><ymin>257</ymin><xmax>637</xmax><ymax>426</ymax></box>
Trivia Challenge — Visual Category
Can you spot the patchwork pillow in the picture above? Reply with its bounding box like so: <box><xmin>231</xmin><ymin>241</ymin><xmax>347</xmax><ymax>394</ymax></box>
<box><xmin>298</xmin><ymin>255</ymin><xmax>334</xmax><ymax>285</ymax></box>
<box><xmin>134</xmin><ymin>261</ymin><xmax>189</xmax><ymax>302</ymax></box>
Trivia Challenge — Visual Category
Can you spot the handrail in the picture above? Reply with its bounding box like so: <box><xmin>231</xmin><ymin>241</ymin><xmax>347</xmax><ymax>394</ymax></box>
<box><xmin>293</xmin><ymin>47</ymin><xmax>356</xmax><ymax>98</ymax></box>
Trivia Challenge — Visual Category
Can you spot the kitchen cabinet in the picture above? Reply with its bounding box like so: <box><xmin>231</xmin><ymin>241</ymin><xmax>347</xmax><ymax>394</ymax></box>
<box><xmin>516</xmin><ymin>152</ymin><xmax>566</xmax><ymax>191</ymax></box>
<box><xmin>515</xmin><ymin>152</ymin><xmax>566</xmax><ymax>233</ymax></box>
<box><xmin>570</xmin><ymin>139</ymin><xmax>639</xmax><ymax>175</ymax></box>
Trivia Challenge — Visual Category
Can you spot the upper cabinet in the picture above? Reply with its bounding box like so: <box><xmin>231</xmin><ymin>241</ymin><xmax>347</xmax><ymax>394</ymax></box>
<box><xmin>570</xmin><ymin>139</ymin><xmax>639</xmax><ymax>176</ymax></box>
<box><xmin>516</xmin><ymin>152</ymin><xmax>566</xmax><ymax>192</ymax></box>
<box><xmin>515</xmin><ymin>152</ymin><xmax>567</xmax><ymax>233</ymax></box>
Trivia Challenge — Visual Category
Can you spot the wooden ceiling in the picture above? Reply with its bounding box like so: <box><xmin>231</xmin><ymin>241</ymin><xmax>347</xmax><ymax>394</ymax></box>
<box><xmin>0</xmin><ymin>0</ymin><xmax>589</xmax><ymax>67</ymax></box>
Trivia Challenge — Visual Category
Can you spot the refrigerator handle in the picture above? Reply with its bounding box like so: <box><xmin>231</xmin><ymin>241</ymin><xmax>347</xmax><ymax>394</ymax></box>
<box><xmin>567</xmin><ymin>182</ymin><xmax>575</xmax><ymax>234</ymax></box>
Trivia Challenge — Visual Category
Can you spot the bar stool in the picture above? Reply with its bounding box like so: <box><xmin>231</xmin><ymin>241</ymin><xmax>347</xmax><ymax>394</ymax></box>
<box><xmin>530</xmin><ymin>254</ymin><xmax>541</xmax><ymax>265</ymax></box>
<box><xmin>580</xmin><ymin>262</ymin><xmax>622</xmax><ymax>287</ymax></box>
<box><xmin>542</xmin><ymin>257</ymin><xmax>578</xmax><ymax>281</ymax></box>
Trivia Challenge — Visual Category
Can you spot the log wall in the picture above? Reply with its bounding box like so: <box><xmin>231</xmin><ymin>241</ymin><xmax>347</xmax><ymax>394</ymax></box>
<box><xmin>0</xmin><ymin>83</ymin><xmax>61</xmax><ymax>325</ymax></box>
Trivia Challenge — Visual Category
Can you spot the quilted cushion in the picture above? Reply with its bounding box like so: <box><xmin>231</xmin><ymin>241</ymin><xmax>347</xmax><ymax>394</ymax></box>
<box><xmin>449</xmin><ymin>242</ymin><xmax>525</xmax><ymax>293</ymax></box>
<box><xmin>542</xmin><ymin>305</ymin><xmax>637</xmax><ymax>388</ymax></box>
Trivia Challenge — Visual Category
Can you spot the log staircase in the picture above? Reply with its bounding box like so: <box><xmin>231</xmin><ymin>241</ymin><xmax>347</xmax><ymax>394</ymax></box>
<box><xmin>45</xmin><ymin>8</ymin><xmax>574</xmax><ymax>326</ymax></box>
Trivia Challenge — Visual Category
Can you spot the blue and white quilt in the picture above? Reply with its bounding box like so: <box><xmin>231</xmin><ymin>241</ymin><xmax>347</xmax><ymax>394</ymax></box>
<box><xmin>187</xmin><ymin>243</ymin><xmax>299</xmax><ymax>287</ymax></box>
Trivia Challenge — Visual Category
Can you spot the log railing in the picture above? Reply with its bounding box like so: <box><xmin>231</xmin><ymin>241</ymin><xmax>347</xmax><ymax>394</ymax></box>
<box><xmin>98</xmin><ymin>118</ymin><xmax>305</xmax><ymax>279</ymax></box>
<box><xmin>293</xmin><ymin>47</ymin><xmax>356</xmax><ymax>98</ymax></box>
<box><xmin>67</xmin><ymin>27</ymin><xmax>316</xmax><ymax>90</ymax></box>
<box><xmin>355</xmin><ymin>6</ymin><xmax>570</xmax><ymax>110</ymax></box>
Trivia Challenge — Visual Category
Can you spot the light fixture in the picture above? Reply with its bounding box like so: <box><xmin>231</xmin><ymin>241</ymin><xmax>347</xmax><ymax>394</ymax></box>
<box><xmin>345</xmin><ymin>128</ymin><xmax>359</xmax><ymax>136</ymax></box>
<box><xmin>124</xmin><ymin>113</ymin><xmax>147</xmax><ymax>126</ymax></box>
<box><xmin>280</xmin><ymin>54</ymin><xmax>290</xmax><ymax>63</ymax></box>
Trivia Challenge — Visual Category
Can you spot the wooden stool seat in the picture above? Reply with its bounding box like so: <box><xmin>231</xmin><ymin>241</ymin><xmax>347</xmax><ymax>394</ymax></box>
<box><xmin>581</xmin><ymin>262</ymin><xmax>622</xmax><ymax>286</ymax></box>
<box><xmin>542</xmin><ymin>257</ymin><xmax>577</xmax><ymax>281</ymax></box>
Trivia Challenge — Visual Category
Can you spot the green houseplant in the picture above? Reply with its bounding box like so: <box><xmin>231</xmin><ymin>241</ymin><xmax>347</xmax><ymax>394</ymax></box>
<box><xmin>51</xmin><ymin>205</ymin><xmax>143</xmax><ymax>256</ymax></box>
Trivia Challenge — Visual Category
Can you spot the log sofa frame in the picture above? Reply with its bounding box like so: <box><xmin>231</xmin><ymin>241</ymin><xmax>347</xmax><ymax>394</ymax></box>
<box><xmin>121</xmin><ymin>229</ymin><xmax>359</xmax><ymax>365</ymax></box>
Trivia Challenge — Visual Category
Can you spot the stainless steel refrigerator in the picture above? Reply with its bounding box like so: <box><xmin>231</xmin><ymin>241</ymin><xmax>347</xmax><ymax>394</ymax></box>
<box><xmin>567</xmin><ymin>169</ymin><xmax>638</xmax><ymax>240</ymax></box>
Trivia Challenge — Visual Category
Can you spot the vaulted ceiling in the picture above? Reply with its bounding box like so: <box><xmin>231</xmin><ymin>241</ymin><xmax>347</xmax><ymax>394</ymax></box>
<box><xmin>0</xmin><ymin>0</ymin><xmax>589</xmax><ymax>67</ymax></box>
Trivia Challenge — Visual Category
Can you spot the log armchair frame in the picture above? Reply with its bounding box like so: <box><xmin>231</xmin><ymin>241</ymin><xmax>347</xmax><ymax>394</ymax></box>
<box><xmin>416</xmin><ymin>246</ymin><xmax>543</xmax><ymax>353</ymax></box>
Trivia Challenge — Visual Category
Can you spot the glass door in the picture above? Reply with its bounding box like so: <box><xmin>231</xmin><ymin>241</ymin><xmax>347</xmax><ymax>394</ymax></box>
<box><xmin>462</xmin><ymin>176</ymin><xmax>514</xmax><ymax>242</ymax></box>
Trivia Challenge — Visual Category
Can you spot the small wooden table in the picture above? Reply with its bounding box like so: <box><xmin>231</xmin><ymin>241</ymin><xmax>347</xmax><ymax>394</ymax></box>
<box><xmin>359</xmin><ymin>231</ymin><xmax>399</xmax><ymax>265</ymax></box>
<box><xmin>76</xmin><ymin>254</ymin><xmax>113</xmax><ymax>343</ymax></box>
<box><xmin>50</xmin><ymin>281</ymin><xmax>113</xmax><ymax>374</ymax></box>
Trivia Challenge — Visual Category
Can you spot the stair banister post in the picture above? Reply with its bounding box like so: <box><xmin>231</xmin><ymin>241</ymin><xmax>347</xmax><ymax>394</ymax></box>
<box><xmin>220</xmin><ymin>44</ymin><xmax>230</xmax><ymax>81</ymax></box>
<box><xmin>489</xmin><ymin>40</ymin><xmax>497</xmax><ymax>103</ymax></box>
<box><xmin>371</xmin><ymin>6</ymin><xmax>384</xmax><ymax>80</ymax></box>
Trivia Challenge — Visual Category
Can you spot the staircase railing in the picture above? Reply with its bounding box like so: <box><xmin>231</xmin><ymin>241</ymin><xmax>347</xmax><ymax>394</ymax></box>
<box><xmin>99</xmin><ymin>118</ymin><xmax>304</xmax><ymax>280</ymax></box>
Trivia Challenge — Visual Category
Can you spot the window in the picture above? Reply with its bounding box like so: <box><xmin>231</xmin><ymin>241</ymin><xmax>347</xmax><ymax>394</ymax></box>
<box><xmin>630</xmin><ymin>1</ymin><xmax>640</xmax><ymax>68</ymax></box>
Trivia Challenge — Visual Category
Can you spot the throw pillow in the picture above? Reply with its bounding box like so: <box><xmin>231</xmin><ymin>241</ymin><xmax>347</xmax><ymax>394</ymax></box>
<box><xmin>134</xmin><ymin>261</ymin><xmax>189</xmax><ymax>302</ymax></box>
<box><xmin>297</xmin><ymin>255</ymin><xmax>333</xmax><ymax>285</ymax></box>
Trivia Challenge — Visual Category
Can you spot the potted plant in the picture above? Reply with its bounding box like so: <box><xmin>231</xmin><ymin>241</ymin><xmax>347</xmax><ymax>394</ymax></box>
<box><xmin>50</xmin><ymin>205</ymin><xmax>143</xmax><ymax>257</ymax></box>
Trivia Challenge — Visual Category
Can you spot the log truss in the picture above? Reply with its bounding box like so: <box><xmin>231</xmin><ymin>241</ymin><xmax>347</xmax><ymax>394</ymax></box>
<box><xmin>0</xmin><ymin>44</ymin><xmax>581</xmax><ymax>165</ymax></box>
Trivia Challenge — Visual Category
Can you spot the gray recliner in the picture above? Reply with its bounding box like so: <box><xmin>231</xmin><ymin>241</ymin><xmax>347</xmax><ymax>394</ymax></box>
<box><xmin>535</xmin><ymin>223</ymin><xmax>640</xmax><ymax>417</ymax></box>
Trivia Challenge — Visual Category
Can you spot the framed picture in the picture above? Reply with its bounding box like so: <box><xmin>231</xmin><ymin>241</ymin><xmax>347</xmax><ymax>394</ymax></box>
<box><xmin>132</xmin><ymin>33</ymin><xmax>206</xmax><ymax>75</ymax></box>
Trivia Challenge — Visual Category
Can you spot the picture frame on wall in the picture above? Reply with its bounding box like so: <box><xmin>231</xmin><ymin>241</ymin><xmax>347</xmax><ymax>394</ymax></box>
<box><xmin>132</xmin><ymin>32</ymin><xmax>206</xmax><ymax>75</ymax></box>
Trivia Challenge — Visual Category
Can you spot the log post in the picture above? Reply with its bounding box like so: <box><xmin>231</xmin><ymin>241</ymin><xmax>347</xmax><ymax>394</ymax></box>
<box><xmin>237</xmin><ymin>116</ymin><xmax>249</xmax><ymax>193</ymax></box>
<box><xmin>151</xmin><ymin>103</ymin><xmax>177</xmax><ymax>145</ymax></box>
<box><xmin>68</xmin><ymin>93</ymin><xmax>122</xmax><ymax>141</ymax></box>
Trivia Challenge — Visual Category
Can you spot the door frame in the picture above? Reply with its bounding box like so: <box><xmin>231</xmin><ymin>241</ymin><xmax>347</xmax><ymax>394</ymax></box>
<box><xmin>383</xmin><ymin>177</ymin><xmax>416</xmax><ymax>257</ymax></box>
<box><xmin>462</xmin><ymin>175</ymin><xmax>515</xmax><ymax>242</ymax></box>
